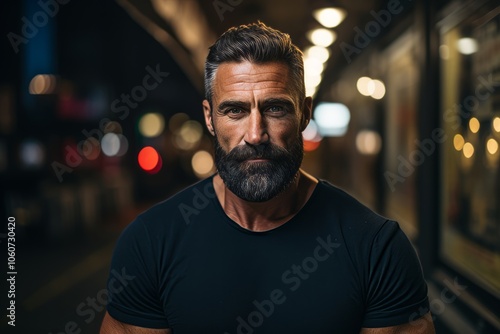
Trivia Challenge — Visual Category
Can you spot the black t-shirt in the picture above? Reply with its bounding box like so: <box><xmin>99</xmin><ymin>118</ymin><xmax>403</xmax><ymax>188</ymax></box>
<box><xmin>106</xmin><ymin>177</ymin><xmax>429</xmax><ymax>333</ymax></box>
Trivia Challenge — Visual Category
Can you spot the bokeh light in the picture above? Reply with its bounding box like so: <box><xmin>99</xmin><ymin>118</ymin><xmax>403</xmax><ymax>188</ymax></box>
<box><xmin>370</xmin><ymin>80</ymin><xmax>386</xmax><ymax>100</ymax></box>
<box><xmin>138</xmin><ymin>146</ymin><xmax>162</xmax><ymax>173</ymax></box>
<box><xmin>304</xmin><ymin>46</ymin><xmax>330</xmax><ymax>63</ymax></box>
<box><xmin>175</xmin><ymin>120</ymin><xmax>203</xmax><ymax>150</ymax></box>
<box><xmin>313</xmin><ymin>7</ymin><xmax>346</xmax><ymax>28</ymax></box>
<box><xmin>304</xmin><ymin>57</ymin><xmax>324</xmax><ymax>76</ymax></box>
<box><xmin>356</xmin><ymin>130</ymin><xmax>382</xmax><ymax>155</ymax></box>
<box><xmin>116</xmin><ymin>134</ymin><xmax>129</xmax><ymax>157</ymax></box>
<box><xmin>356</xmin><ymin>77</ymin><xmax>385</xmax><ymax>99</ymax></box>
<box><xmin>463</xmin><ymin>142</ymin><xmax>474</xmax><ymax>158</ymax></box>
<box><xmin>191</xmin><ymin>150</ymin><xmax>215</xmax><ymax>178</ymax></box>
<box><xmin>314</xmin><ymin>102</ymin><xmax>351</xmax><ymax>137</ymax></box>
<box><xmin>101</xmin><ymin>133</ymin><xmax>120</xmax><ymax>157</ymax></box>
<box><xmin>487</xmin><ymin>138</ymin><xmax>498</xmax><ymax>155</ymax></box>
<box><xmin>139</xmin><ymin>113</ymin><xmax>165</xmax><ymax>138</ymax></box>
<box><xmin>453</xmin><ymin>134</ymin><xmax>465</xmax><ymax>151</ymax></box>
<box><xmin>169</xmin><ymin>113</ymin><xmax>190</xmax><ymax>133</ymax></box>
<box><xmin>302</xmin><ymin>120</ymin><xmax>322</xmax><ymax>152</ymax></box>
<box><xmin>20</xmin><ymin>139</ymin><xmax>45</xmax><ymax>167</ymax></box>
<box><xmin>493</xmin><ymin>117</ymin><xmax>500</xmax><ymax>133</ymax></box>
<box><xmin>439</xmin><ymin>45</ymin><xmax>450</xmax><ymax>59</ymax></box>
<box><xmin>356</xmin><ymin>77</ymin><xmax>372</xmax><ymax>96</ymax></box>
<box><xmin>29</xmin><ymin>74</ymin><xmax>57</xmax><ymax>95</ymax></box>
<box><xmin>307</xmin><ymin>28</ymin><xmax>336</xmax><ymax>47</ymax></box>
<box><xmin>457</xmin><ymin>38</ymin><xmax>478</xmax><ymax>55</ymax></box>
<box><xmin>469</xmin><ymin>117</ymin><xmax>480</xmax><ymax>134</ymax></box>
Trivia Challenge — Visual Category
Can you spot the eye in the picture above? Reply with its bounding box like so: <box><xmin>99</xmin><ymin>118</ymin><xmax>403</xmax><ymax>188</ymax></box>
<box><xmin>224</xmin><ymin>108</ymin><xmax>246</xmax><ymax>118</ymax></box>
<box><xmin>227</xmin><ymin>108</ymin><xmax>244</xmax><ymax>116</ymax></box>
<box><xmin>266</xmin><ymin>106</ymin><xmax>286</xmax><ymax>116</ymax></box>
<box><xmin>228</xmin><ymin>108</ymin><xmax>243</xmax><ymax>114</ymax></box>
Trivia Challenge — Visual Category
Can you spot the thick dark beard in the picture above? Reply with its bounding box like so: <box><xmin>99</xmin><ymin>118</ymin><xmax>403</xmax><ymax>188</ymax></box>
<box><xmin>214</xmin><ymin>134</ymin><xmax>303</xmax><ymax>202</ymax></box>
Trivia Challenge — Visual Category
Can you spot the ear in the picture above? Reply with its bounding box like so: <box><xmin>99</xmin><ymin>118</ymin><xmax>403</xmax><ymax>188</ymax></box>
<box><xmin>300</xmin><ymin>96</ymin><xmax>313</xmax><ymax>132</ymax></box>
<box><xmin>203</xmin><ymin>99</ymin><xmax>215</xmax><ymax>136</ymax></box>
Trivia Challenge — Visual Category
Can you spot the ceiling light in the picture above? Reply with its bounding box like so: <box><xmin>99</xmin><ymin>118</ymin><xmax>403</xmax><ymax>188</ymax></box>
<box><xmin>307</xmin><ymin>28</ymin><xmax>336</xmax><ymax>47</ymax></box>
<box><xmin>457</xmin><ymin>38</ymin><xmax>478</xmax><ymax>55</ymax></box>
<box><xmin>305</xmin><ymin>72</ymin><xmax>322</xmax><ymax>87</ymax></box>
<box><xmin>304</xmin><ymin>46</ymin><xmax>330</xmax><ymax>63</ymax></box>
<box><xmin>313</xmin><ymin>7</ymin><xmax>346</xmax><ymax>28</ymax></box>
<box><xmin>304</xmin><ymin>57</ymin><xmax>324</xmax><ymax>76</ymax></box>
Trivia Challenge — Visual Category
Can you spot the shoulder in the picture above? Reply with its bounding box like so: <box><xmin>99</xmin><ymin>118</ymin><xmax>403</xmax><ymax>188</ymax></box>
<box><xmin>117</xmin><ymin>177</ymin><xmax>216</xmax><ymax>245</ymax></box>
<box><xmin>314</xmin><ymin>180</ymin><xmax>393</xmax><ymax>236</ymax></box>
<box><xmin>313</xmin><ymin>180</ymin><xmax>409</xmax><ymax>265</ymax></box>
<box><xmin>140</xmin><ymin>177</ymin><xmax>215</xmax><ymax>226</ymax></box>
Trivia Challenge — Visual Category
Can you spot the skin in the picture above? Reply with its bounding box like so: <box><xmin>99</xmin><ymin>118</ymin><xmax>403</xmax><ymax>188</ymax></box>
<box><xmin>100</xmin><ymin>61</ymin><xmax>435</xmax><ymax>334</ymax></box>
<box><xmin>205</xmin><ymin>61</ymin><xmax>316</xmax><ymax>231</ymax></box>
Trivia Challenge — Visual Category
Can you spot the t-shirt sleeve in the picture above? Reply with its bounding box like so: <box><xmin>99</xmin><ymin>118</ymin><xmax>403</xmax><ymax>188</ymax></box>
<box><xmin>105</xmin><ymin>216</ymin><xmax>169</xmax><ymax>328</ymax></box>
<box><xmin>362</xmin><ymin>220</ymin><xmax>429</xmax><ymax>328</ymax></box>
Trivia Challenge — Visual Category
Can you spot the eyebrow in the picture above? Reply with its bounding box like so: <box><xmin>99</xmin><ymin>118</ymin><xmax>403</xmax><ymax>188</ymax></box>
<box><xmin>217</xmin><ymin>100</ymin><xmax>250</xmax><ymax>112</ymax></box>
<box><xmin>216</xmin><ymin>98</ymin><xmax>297</xmax><ymax>112</ymax></box>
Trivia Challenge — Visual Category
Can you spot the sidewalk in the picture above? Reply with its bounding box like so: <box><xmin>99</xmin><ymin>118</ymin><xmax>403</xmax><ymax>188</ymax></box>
<box><xmin>2</xmin><ymin>204</ymin><xmax>150</xmax><ymax>333</ymax></box>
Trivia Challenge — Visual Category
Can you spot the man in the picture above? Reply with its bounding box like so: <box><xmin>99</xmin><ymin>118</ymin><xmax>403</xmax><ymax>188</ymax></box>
<box><xmin>101</xmin><ymin>22</ymin><xmax>435</xmax><ymax>333</ymax></box>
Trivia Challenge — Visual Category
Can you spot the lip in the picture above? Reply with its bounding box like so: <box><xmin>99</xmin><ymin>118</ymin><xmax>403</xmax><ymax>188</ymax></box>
<box><xmin>245</xmin><ymin>158</ymin><xmax>270</xmax><ymax>162</ymax></box>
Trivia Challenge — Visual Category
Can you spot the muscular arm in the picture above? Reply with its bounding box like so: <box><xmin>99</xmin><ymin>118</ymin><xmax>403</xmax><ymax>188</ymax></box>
<box><xmin>100</xmin><ymin>312</ymin><xmax>171</xmax><ymax>334</ymax></box>
<box><xmin>360</xmin><ymin>312</ymin><xmax>435</xmax><ymax>334</ymax></box>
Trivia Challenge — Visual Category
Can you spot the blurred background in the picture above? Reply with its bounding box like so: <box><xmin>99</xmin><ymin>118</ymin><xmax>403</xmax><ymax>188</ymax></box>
<box><xmin>1</xmin><ymin>0</ymin><xmax>499</xmax><ymax>332</ymax></box>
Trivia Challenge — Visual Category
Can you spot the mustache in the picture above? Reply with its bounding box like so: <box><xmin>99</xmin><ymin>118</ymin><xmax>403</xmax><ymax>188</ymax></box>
<box><xmin>224</xmin><ymin>143</ymin><xmax>290</xmax><ymax>162</ymax></box>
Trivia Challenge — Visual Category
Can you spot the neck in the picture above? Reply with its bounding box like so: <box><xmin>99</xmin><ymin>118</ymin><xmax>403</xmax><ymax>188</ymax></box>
<box><xmin>213</xmin><ymin>169</ymin><xmax>318</xmax><ymax>232</ymax></box>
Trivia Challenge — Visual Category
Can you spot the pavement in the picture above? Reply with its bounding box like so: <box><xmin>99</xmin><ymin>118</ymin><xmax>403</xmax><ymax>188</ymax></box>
<box><xmin>1</xmin><ymin>204</ymin><xmax>148</xmax><ymax>334</ymax></box>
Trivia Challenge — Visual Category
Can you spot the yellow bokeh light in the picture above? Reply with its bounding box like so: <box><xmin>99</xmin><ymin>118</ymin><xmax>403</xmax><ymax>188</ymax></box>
<box><xmin>139</xmin><ymin>113</ymin><xmax>165</xmax><ymax>138</ymax></box>
<box><xmin>29</xmin><ymin>74</ymin><xmax>56</xmax><ymax>95</ymax></box>
<box><xmin>487</xmin><ymin>138</ymin><xmax>498</xmax><ymax>155</ymax></box>
<box><xmin>191</xmin><ymin>150</ymin><xmax>214</xmax><ymax>178</ymax></box>
<box><xmin>305</xmin><ymin>72</ymin><xmax>322</xmax><ymax>88</ymax></box>
<box><xmin>493</xmin><ymin>117</ymin><xmax>500</xmax><ymax>133</ymax></box>
<box><xmin>169</xmin><ymin>113</ymin><xmax>190</xmax><ymax>133</ymax></box>
<box><xmin>180</xmin><ymin>121</ymin><xmax>203</xmax><ymax>144</ymax></box>
<box><xmin>307</xmin><ymin>28</ymin><xmax>336</xmax><ymax>47</ymax></box>
<box><xmin>469</xmin><ymin>117</ymin><xmax>480</xmax><ymax>134</ymax></box>
<box><xmin>439</xmin><ymin>45</ymin><xmax>450</xmax><ymax>59</ymax></box>
<box><xmin>355</xmin><ymin>130</ymin><xmax>382</xmax><ymax>155</ymax></box>
<box><xmin>304</xmin><ymin>46</ymin><xmax>330</xmax><ymax>63</ymax></box>
<box><xmin>304</xmin><ymin>57</ymin><xmax>324</xmax><ymax>75</ymax></box>
<box><xmin>453</xmin><ymin>134</ymin><xmax>465</xmax><ymax>151</ymax></box>
<box><xmin>463</xmin><ymin>142</ymin><xmax>474</xmax><ymax>158</ymax></box>
<box><xmin>313</xmin><ymin>7</ymin><xmax>346</xmax><ymax>28</ymax></box>
<box><xmin>356</xmin><ymin>77</ymin><xmax>372</xmax><ymax>96</ymax></box>
<box><xmin>371</xmin><ymin>80</ymin><xmax>386</xmax><ymax>100</ymax></box>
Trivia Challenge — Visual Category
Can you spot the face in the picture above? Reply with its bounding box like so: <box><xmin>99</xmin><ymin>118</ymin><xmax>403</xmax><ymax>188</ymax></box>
<box><xmin>203</xmin><ymin>61</ymin><xmax>312</xmax><ymax>202</ymax></box>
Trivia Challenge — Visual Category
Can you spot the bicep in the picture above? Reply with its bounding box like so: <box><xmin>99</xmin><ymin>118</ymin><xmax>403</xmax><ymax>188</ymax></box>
<box><xmin>100</xmin><ymin>312</ymin><xmax>171</xmax><ymax>334</ymax></box>
<box><xmin>360</xmin><ymin>312</ymin><xmax>435</xmax><ymax>334</ymax></box>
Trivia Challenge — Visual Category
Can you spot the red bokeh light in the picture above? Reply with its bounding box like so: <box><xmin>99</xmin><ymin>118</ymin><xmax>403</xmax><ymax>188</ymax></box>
<box><xmin>138</xmin><ymin>146</ymin><xmax>162</xmax><ymax>174</ymax></box>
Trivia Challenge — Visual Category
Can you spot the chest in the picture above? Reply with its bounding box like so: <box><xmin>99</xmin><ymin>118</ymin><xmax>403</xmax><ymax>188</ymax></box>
<box><xmin>159</xmin><ymin>231</ymin><xmax>365</xmax><ymax>333</ymax></box>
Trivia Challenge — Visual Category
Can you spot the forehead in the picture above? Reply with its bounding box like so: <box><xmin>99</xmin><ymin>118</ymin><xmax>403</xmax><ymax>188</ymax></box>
<box><xmin>212</xmin><ymin>61</ymin><xmax>293</xmax><ymax>99</ymax></box>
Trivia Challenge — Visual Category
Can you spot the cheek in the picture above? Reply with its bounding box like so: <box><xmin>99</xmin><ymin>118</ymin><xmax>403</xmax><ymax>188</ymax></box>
<box><xmin>214</xmin><ymin>120</ymin><xmax>242</xmax><ymax>148</ymax></box>
<box><xmin>269</xmin><ymin>121</ymin><xmax>301</xmax><ymax>145</ymax></box>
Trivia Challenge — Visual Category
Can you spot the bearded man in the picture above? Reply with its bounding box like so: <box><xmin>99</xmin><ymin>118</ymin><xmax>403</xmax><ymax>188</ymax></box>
<box><xmin>101</xmin><ymin>22</ymin><xmax>435</xmax><ymax>334</ymax></box>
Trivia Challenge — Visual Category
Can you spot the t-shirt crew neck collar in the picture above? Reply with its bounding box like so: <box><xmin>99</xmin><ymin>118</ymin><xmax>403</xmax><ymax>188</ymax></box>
<box><xmin>208</xmin><ymin>175</ymin><xmax>322</xmax><ymax>235</ymax></box>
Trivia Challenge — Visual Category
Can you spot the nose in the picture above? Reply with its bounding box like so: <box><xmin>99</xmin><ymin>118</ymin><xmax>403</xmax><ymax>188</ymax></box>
<box><xmin>244</xmin><ymin>110</ymin><xmax>269</xmax><ymax>146</ymax></box>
